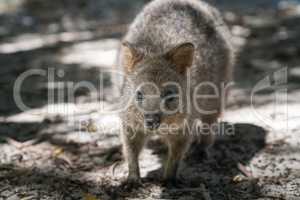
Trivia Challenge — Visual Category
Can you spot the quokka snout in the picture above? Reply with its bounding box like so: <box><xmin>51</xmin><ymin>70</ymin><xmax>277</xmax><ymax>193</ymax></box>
<box><xmin>119</xmin><ymin>0</ymin><xmax>235</xmax><ymax>187</ymax></box>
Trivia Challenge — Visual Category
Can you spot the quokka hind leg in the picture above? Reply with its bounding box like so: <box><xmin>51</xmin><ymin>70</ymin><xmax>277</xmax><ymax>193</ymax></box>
<box><xmin>122</xmin><ymin>127</ymin><xmax>147</xmax><ymax>186</ymax></box>
<box><xmin>198</xmin><ymin>114</ymin><xmax>219</xmax><ymax>158</ymax></box>
<box><xmin>163</xmin><ymin>134</ymin><xmax>190</xmax><ymax>186</ymax></box>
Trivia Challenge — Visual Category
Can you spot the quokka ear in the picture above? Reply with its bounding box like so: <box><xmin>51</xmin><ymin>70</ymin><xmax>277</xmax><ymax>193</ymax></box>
<box><xmin>165</xmin><ymin>43</ymin><xmax>195</xmax><ymax>74</ymax></box>
<box><xmin>121</xmin><ymin>41</ymin><xmax>143</xmax><ymax>73</ymax></box>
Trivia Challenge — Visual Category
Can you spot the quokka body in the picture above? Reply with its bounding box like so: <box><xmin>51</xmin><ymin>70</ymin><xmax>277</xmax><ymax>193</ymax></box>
<box><xmin>118</xmin><ymin>0</ymin><xmax>235</xmax><ymax>186</ymax></box>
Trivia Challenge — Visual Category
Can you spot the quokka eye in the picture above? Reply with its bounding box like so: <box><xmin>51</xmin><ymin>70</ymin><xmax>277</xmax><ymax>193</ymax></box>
<box><xmin>162</xmin><ymin>89</ymin><xmax>177</xmax><ymax>102</ymax></box>
<box><xmin>136</xmin><ymin>90</ymin><xmax>144</xmax><ymax>101</ymax></box>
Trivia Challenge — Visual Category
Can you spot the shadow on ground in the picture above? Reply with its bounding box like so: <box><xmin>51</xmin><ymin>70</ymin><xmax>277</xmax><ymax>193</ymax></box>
<box><xmin>0</xmin><ymin>121</ymin><xmax>266</xmax><ymax>200</ymax></box>
<box><xmin>104</xmin><ymin>123</ymin><xmax>267</xmax><ymax>200</ymax></box>
<box><xmin>0</xmin><ymin>38</ymin><xmax>116</xmax><ymax>117</ymax></box>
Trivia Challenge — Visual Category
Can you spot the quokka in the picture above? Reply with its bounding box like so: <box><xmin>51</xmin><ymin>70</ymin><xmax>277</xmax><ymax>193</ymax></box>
<box><xmin>119</xmin><ymin>0</ymin><xmax>235</xmax><ymax>187</ymax></box>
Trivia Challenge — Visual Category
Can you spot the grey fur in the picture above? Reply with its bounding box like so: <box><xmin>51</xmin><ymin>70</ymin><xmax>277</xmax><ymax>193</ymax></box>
<box><xmin>119</xmin><ymin>0</ymin><xmax>235</xmax><ymax>185</ymax></box>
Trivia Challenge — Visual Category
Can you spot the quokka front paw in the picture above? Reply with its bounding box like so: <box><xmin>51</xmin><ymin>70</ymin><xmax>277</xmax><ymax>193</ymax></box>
<box><xmin>122</xmin><ymin>176</ymin><xmax>142</xmax><ymax>190</ymax></box>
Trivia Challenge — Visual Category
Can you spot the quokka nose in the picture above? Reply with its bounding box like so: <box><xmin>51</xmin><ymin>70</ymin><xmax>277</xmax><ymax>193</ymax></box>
<box><xmin>144</xmin><ymin>113</ymin><xmax>161</xmax><ymax>130</ymax></box>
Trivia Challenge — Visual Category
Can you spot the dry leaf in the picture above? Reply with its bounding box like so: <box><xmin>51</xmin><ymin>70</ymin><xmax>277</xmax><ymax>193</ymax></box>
<box><xmin>87</xmin><ymin>120</ymin><xmax>98</xmax><ymax>133</ymax></box>
<box><xmin>84</xmin><ymin>193</ymin><xmax>99</xmax><ymax>200</ymax></box>
<box><xmin>53</xmin><ymin>147</ymin><xmax>64</xmax><ymax>157</ymax></box>
<box><xmin>233</xmin><ymin>175</ymin><xmax>244</xmax><ymax>183</ymax></box>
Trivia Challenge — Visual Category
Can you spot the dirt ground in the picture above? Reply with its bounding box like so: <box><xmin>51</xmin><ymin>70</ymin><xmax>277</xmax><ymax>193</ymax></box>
<box><xmin>1</xmin><ymin>1</ymin><xmax>300</xmax><ymax>200</ymax></box>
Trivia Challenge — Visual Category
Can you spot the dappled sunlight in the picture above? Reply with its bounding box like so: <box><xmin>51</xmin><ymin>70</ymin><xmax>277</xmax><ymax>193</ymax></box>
<box><xmin>0</xmin><ymin>31</ymin><xmax>94</xmax><ymax>54</ymax></box>
<box><xmin>2</xmin><ymin>101</ymin><xmax>111</xmax><ymax>121</ymax></box>
<box><xmin>59</xmin><ymin>39</ymin><xmax>119</xmax><ymax>67</ymax></box>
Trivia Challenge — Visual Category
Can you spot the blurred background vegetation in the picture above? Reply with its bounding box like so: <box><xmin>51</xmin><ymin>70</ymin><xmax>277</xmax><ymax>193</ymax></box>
<box><xmin>0</xmin><ymin>0</ymin><xmax>298</xmax><ymax>36</ymax></box>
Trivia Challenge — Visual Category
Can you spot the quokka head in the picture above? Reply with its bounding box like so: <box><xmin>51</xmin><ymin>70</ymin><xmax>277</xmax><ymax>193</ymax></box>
<box><xmin>122</xmin><ymin>41</ymin><xmax>195</xmax><ymax>130</ymax></box>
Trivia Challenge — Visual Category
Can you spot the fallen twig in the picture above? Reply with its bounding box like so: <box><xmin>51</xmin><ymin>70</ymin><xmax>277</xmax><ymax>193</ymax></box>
<box><xmin>237</xmin><ymin>162</ymin><xmax>253</xmax><ymax>178</ymax></box>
